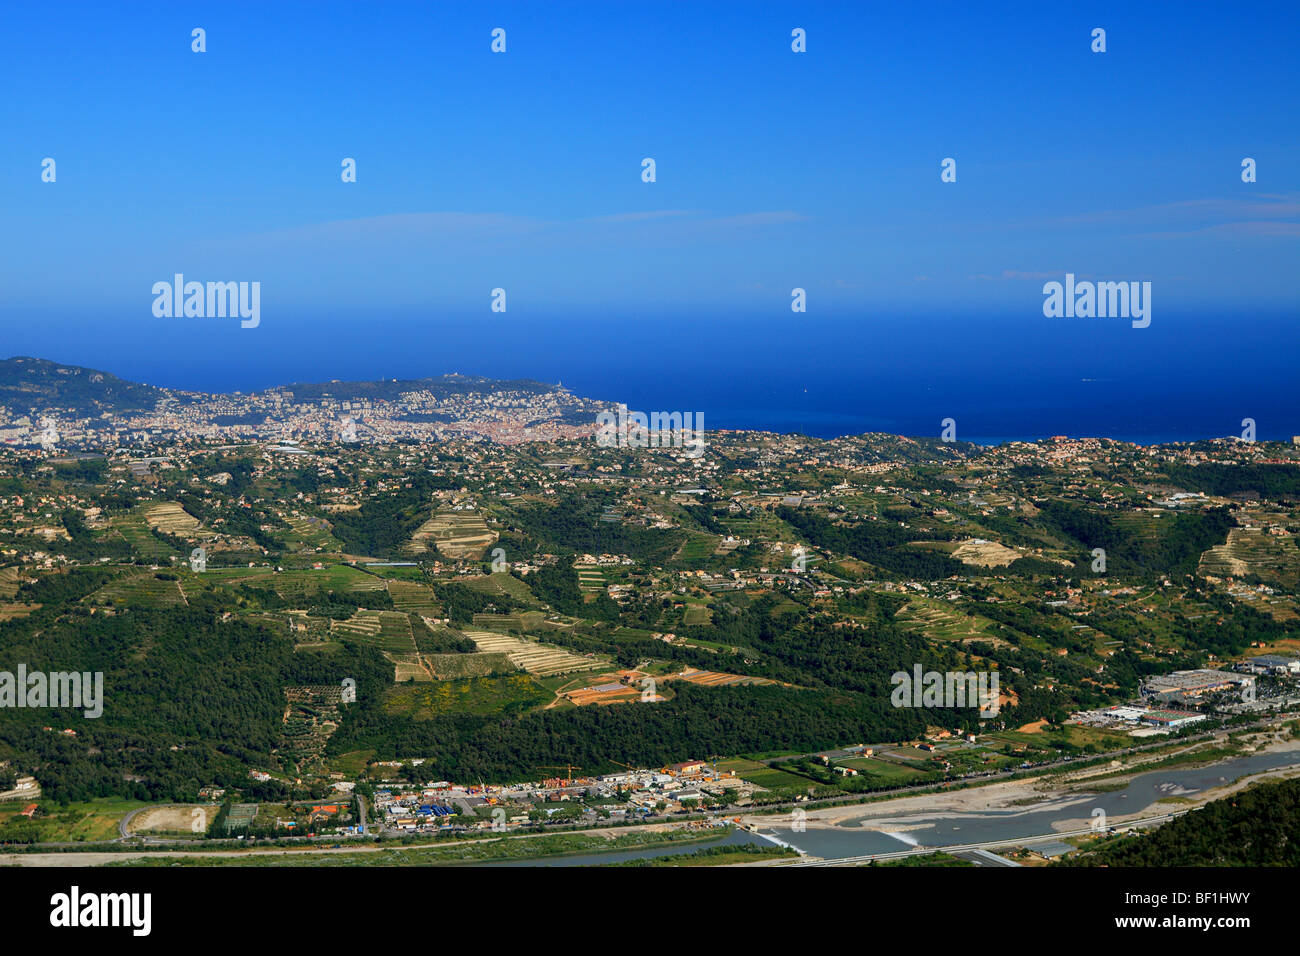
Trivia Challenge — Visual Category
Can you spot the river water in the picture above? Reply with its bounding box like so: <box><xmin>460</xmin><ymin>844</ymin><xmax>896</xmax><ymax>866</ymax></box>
<box><xmin>471</xmin><ymin>746</ymin><xmax>1300</xmax><ymax>866</ymax></box>
<box><xmin>761</xmin><ymin>746</ymin><xmax>1300</xmax><ymax>861</ymax></box>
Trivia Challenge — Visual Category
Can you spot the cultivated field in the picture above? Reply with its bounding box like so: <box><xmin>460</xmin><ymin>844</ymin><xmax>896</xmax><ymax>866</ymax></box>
<box><xmin>406</xmin><ymin>510</ymin><xmax>497</xmax><ymax>559</ymax></box>
<box><xmin>90</xmin><ymin>572</ymin><xmax>186</xmax><ymax>608</ymax></box>
<box><xmin>464</xmin><ymin>630</ymin><xmax>603</xmax><ymax>676</ymax></box>
<box><xmin>332</xmin><ymin>609</ymin><xmax>418</xmax><ymax>654</ymax></box>
<box><xmin>895</xmin><ymin>596</ymin><xmax>1003</xmax><ymax>645</ymax></box>
<box><xmin>951</xmin><ymin>538</ymin><xmax>1022</xmax><ymax>568</ymax></box>
<box><xmin>143</xmin><ymin>501</ymin><xmax>201</xmax><ymax>537</ymax></box>
<box><xmin>575</xmin><ymin>565</ymin><xmax>606</xmax><ymax>593</ymax></box>
<box><xmin>425</xmin><ymin>652</ymin><xmax>516</xmax><ymax>679</ymax></box>
<box><xmin>279</xmin><ymin>685</ymin><xmax>346</xmax><ymax>764</ymax></box>
<box><xmin>0</xmin><ymin>566</ymin><xmax>24</xmax><ymax>599</ymax></box>
<box><xmin>670</xmin><ymin>667</ymin><xmax>775</xmax><ymax>688</ymax></box>
<box><xmin>1200</xmin><ymin>525</ymin><xmax>1300</xmax><ymax>582</ymax></box>
<box><xmin>464</xmin><ymin>572</ymin><xmax>537</xmax><ymax>604</ymax></box>
<box><xmin>388</xmin><ymin>579</ymin><xmax>441</xmax><ymax>616</ymax></box>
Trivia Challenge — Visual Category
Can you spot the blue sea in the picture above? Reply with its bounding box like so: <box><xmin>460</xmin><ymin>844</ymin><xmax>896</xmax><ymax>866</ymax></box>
<box><xmin>12</xmin><ymin>310</ymin><xmax>1300</xmax><ymax>445</ymax></box>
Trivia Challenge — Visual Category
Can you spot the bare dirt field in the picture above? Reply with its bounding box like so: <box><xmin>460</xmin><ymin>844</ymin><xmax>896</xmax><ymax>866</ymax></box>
<box><xmin>130</xmin><ymin>804</ymin><xmax>216</xmax><ymax>834</ymax></box>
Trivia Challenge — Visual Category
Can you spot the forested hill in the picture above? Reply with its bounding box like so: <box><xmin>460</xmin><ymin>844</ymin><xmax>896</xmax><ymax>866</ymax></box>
<box><xmin>1059</xmin><ymin>774</ymin><xmax>1300</xmax><ymax>867</ymax></box>
<box><xmin>0</xmin><ymin>357</ymin><xmax>166</xmax><ymax>414</ymax></box>
<box><xmin>0</xmin><ymin>355</ymin><xmax>569</xmax><ymax>420</ymax></box>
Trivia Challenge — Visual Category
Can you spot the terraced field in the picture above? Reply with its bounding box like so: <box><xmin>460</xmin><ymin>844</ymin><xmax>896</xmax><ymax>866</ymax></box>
<box><xmin>282</xmin><ymin>513</ymin><xmax>339</xmax><ymax>550</ymax></box>
<box><xmin>111</xmin><ymin>509</ymin><xmax>178</xmax><ymax>558</ymax></box>
<box><xmin>278</xmin><ymin>685</ymin><xmax>345</xmax><ymax>765</ymax></box>
<box><xmin>387</xmin><ymin>579</ymin><xmax>441</xmax><ymax>616</ymax></box>
<box><xmin>1200</xmin><ymin>525</ymin><xmax>1300</xmax><ymax>583</ymax></box>
<box><xmin>143</xmin><ymin>501</ymin><xmax>201</xmax><ymax>537</ymax></box>
<box><xmin>464</xmin><ymin>572</ymin><xmax>537</xmax><ymax>604</ymax></box>
<box><xmin>0</xmin><ymin>603</ymin><xmax>38</xmax><ymax>622</ymax></box>
<box><xmin>670</xmin><ymin>667</ymin><xmax>775</xmax><ymax>688</ymax></box>
<box><xmin>331</xmin><ymin>609</ymin><xmax>430</xmax><ymax>680</ymax></box>
<box><xmin>895</xmin><ymin>596</ymin><xmax>1003</xmax><ymax>645</ymax></box>
<box><xmin>464</xmin><ymin>630</ymin><xmax>603</xmax><ymax>676</ymax></box>
<box><xmin>270</xmin><ymin>566</ymin><xmax>387</xmax><ymax>602</ymax></box>
<box><xmin>1200</xmin><ymin>524</ymin><xmax>1300</xmax><ymax>620</ymax></box>
<box><xmin>0</xmin><ymin>566</ymin><xmax>23</xmax><ymax>599</ymax></box>
<box><xmin>0</xmin><ymin>567</ymin><xmax>41</xmax><ymax>619</ymax></box>
<box><xmin>331</xmin><ymin>610</ymin><xmax>417</xmax><ymax>654</ymax></box>
<box><xmin>425</xmin><ymin>652</ymin><xmax>516</xmax><ymax>679</ymax></box>
<box><xmin>471</xmin><ymin>610</ymin><xmax>549</xmax><ymax>631</ymax></box>
<box><xmin>90</xmin><ymin>572</ymin><xmax>186</xmax><ymax>607</ymax></box>
<box><xmin>575</xmin><ymin>565</ymin><xmax>606</xmax><ymax>593</ymax></box>
<box><xmin>406</xmin><ymin>510</ymin><xmax>497</xmax><ymax>559</ymax></box>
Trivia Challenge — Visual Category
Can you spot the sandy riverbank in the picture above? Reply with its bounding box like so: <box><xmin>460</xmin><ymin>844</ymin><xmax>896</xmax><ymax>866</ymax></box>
<box><xmin>737</xmin><ymin>733</ymin><xmax>1300</xmax><ymax>835</ymax></box>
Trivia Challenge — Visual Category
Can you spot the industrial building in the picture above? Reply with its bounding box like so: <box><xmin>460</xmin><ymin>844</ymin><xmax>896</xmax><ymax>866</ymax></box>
<box><xmin>1238</xmin><ymin>654</ymin><xmax>1300</xmax><ymax>676</ymax></box>
<box><xmin>1140</xmin><ymin>669</ymin><xmax>1254</xmax><ymax>705</ymax></box>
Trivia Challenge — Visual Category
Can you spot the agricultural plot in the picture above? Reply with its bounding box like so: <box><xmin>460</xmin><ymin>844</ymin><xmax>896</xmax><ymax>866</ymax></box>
<box><xmin>331</xmin><ymin>610</ymin><xmax>417</xmax><ymax>654</ymax></box>
<box><xmin>670</xmin><ymin>667</ymin><xmax>774</xmax><ymax>688</ymax></box>
<box><xmin>564</xmin><ymin>680</ymin><xmax>642</xmax><ymax>706</ymax></box>
<box><xmin>0</xmin><ymin>566</ymin><xmax>25</xmax><ymax>598</ymax></box>
<box><xmin>1200</xmin><ymin>525</ymin><xmax>1300</xmax><ymax>583</ymax></box>
<box><xmin>282</xmin><ymin>513</ymin><xmax>339</xmax><ymax>551</ymax></box>
<box><xmin>111</xmin><ymin>509</ymin><xmax>178</xmax><ymax>559</ymax></box>
<box><xmin>950</xmin><ymin>538</ymin><xmax>1022</xmax><ymax>567</ymax></box>
<box><xmin>464</xmin><ymin>572</ymin><xmax>537</xmax><ymax>604</ymax></box>
<box><xmin>391</xmin><ymin>657</ymin><xmax>433</xmax><ymax>682</ymax></box>
<box><xmin>287</xmin><ymin>612</ymin><xmax>334</xmax><ymax>645</ymax></box>
<box><xmin>464</xmin><ymin>630</ymin><xmax>603</xmax><ymax>676</ymax></box>
<box><xmin>278</xmin><ymin>685</ymin><xmax>346</xmax><ymax>765</ymax></box>
<box><xmin>575</xmin><ymin>565</ymin><xmax>606</xmax><ymax>593</ymax></box>
<box><xmin>406</xmin><ymin>509</ymin><xmax>497</xmax><ymax>559</ymax></box>
<box><xmin>384</xmin><ymin>673</ymin><xmax>549</xmax><ymax>719</ymax></box>
<box><xmin>425</xmin><ymin>652</ymin><xmax>516</xmax><ymax>679</ymax></box>
<box><xmin>0</xmin><ymin>797</ymin><xmax>146</xmax><ymax>844</ymax></box>
<box><xmin>895</xmin><ymin>596</ymin><xmax>1002</xmax><ymax>645</ymax></box>
<box><xmin>671</xmin><ymin>534</ymin><xmax>719</xmax><ymax>565</ymax></box>
<box><xmin>682</xmin><ymin>604</ymin><xmax>712</xmax><ymax>625</ymax></box>
<box><xmin>89</xmin><ymin>572</ymin><xmax>186</xmax><ymax>608</ymax></box>
<box><xmin>271</xmin><ymin>565</ymin><xmax>387</xmax><ymax>602</ymax></box>
<box><xmin>387</xmin><ymin>579</ymin><xmax>441</xmax><ymax>616</ymax></box>
<box><xmin>713</xmin><ymin>758</ymin><xmax>811</xmax><ymax>794</ymax></box>
<box><xmin>838</xmin><ymin>757</ymin><xmax>931</xmax><ymax>785</ymax></box>
<box><xmin>143</xmin><ymin>501</ymin><xmax>201</xmax><ymax>537</ymax></box>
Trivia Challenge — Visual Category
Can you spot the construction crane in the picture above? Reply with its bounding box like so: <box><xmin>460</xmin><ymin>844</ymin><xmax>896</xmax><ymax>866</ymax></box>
<box><xmin>537</xmin><ymin>765</ymin><xmax>582</xmax><ymax>786</ymax></box>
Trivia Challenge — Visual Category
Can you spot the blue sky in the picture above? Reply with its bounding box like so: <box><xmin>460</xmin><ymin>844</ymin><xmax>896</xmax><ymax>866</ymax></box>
<box><xmin>0</xmin><ymin>1</ymin><xmax>1296</xmax><ymax>436</ymax></box>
